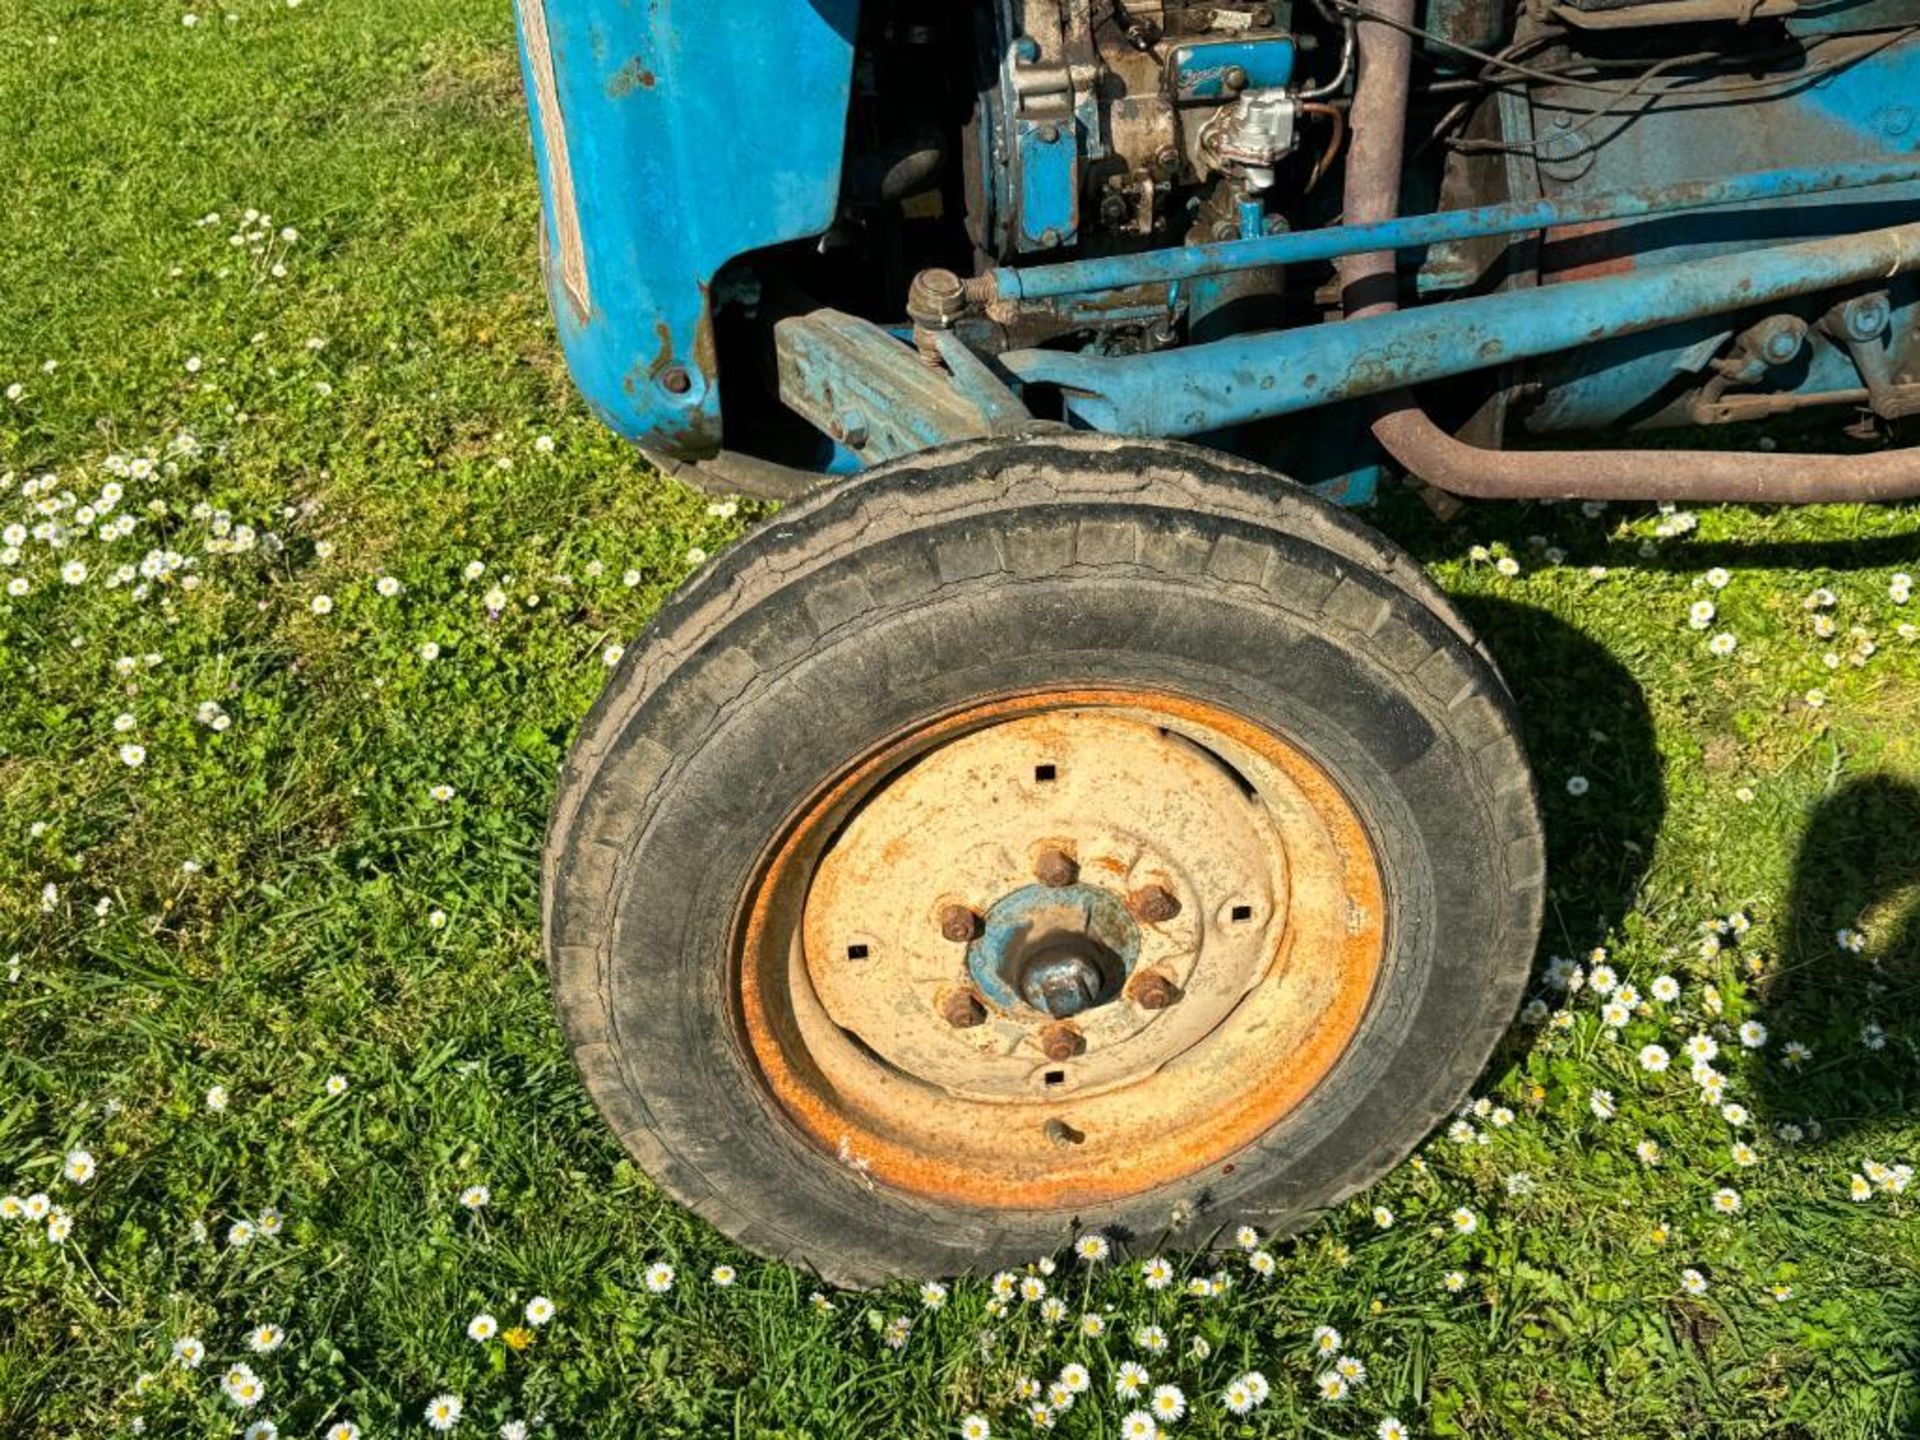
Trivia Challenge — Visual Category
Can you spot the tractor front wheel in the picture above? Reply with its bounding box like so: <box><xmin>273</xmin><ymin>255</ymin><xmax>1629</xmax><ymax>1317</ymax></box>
<box><xmin>544</xmin><ymin>435</ymin><xmax>1543</xmax><ymax>1285</ymax></box>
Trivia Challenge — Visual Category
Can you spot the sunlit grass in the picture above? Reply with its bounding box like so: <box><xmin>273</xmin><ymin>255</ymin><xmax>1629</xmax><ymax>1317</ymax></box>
<box><xmin>2</xmin><ymin>0</ymin><xmax>1918</xmax><ymax>1435</ymax></box>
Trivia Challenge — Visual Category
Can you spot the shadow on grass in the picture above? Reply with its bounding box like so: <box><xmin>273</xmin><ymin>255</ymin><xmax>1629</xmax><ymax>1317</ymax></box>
<box><xmin>1452</xmin><ymin>596</ymin><xmax>1666</xmax><ymax>1068</ymax></box>
<box><xmin>1758</xmin><ymin>773</ymin><xmax>1920</xmax><ymax>1144</ymax></box>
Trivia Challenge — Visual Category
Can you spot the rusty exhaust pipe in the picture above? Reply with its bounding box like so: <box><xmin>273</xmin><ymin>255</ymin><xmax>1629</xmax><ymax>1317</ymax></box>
<box><xmin>1337</xmin><ymin>0</ymin><xmax>1920</xmax><ymax>504</ymax></box>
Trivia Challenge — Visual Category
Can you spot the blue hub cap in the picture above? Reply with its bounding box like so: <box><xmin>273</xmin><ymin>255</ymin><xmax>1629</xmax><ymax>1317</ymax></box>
<box><xmin>966</xmin><ymin>882</ymin><xmax>1142</xmax><ymax>1017</ymax></box>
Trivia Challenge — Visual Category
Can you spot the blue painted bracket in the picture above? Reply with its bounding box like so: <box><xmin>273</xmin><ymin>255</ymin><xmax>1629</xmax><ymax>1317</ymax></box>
<box><xmin>1168</xmin><ymin>34</ymin><xmax>1297</xmax><ymax>101</ymax></box>
<box><xmin>510</xmin><ymin>0</ymin><xmax>860</xmax><ymax>458</ymax></box>
<box><xmin>774</xmin><ymin>311</ymin><xmax>1034</xmax><ymax>463</ymax></box>
<box><xmin>1003</xmin><ymin>222</ymin><xmax>1920</xmax><ymax>436</ymax></box>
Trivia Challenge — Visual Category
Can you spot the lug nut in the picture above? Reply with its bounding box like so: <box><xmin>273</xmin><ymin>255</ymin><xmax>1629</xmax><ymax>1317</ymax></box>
<box><xmin>939</xmin><ymin>904</ymin><xmax>980</xmax><ymax>943</ymax></box>
<box><xmin>1129</xmin><ymin>884</ymin><xmax>1181</xmax><ymax>923</ymax></box>
<box><xmin>940</xmin><ymin>989</ymin><xmax>987</xmax><ymax>1029</ymax></box>
<box><xmin>1128</xmin><ymin>971</ymin><xmax>1179</xmax><ymax>1011</ymax></box>
<box><xmin>1034</xmin><ymin>848</ymin><xmax>1079</xmax><ymax>888</ymax></box>
<box><xmin>1040</xmin><ymin>1023</ymin><xmax>1083</xmax><ymax>1061</ymax></box>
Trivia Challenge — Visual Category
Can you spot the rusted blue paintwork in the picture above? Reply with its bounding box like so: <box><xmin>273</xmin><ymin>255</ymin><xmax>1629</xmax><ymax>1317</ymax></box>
<box><xmin>509</xmin><ymin>0</ymin><xmax>859</xmax><ymax>456</ymax></box>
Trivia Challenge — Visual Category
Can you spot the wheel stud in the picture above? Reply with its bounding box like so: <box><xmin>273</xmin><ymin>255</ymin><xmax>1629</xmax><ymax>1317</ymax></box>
<box><xmin>939</xmin><ymin>988</ymin><xmax>987</xmax><ymax>1029</ymax></box>
<box><xmin>1128</xmin><ymin>884</ymin><xmax>1181</xmax><ymax>923</ymax></box>
<box><xmin>939</xmin><ymin>903</ymin><xmax>980</xmax><ymax>943</ymax></box>
<box><xmin>1039</xmin><ymin>1022</ymin><xmax>1083</xmax><ymax>1061</ymax></box>
<box><xmin>1034</xmin><ymin>848</ymin><xmax>1078</xmax><ymax>887</ymax></box>
<box><xmin>1128</xmin><ymin>971</ymin><xmax>1179</xmax><ymax>1010</ymax></box>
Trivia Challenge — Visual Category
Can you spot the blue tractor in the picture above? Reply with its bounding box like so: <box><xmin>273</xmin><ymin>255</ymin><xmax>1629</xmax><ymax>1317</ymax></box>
<box><xmin>516</xmin><ymin>0</ymin><xmax>1920</xmax><ymax>1284</ymax></box>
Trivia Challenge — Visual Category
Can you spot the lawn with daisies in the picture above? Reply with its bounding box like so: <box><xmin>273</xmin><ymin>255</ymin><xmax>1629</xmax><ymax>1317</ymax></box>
<box><xmin>3</xmin><ymin>1</ymin><xmax>1920</xmax><ymax>1438</ymax></box>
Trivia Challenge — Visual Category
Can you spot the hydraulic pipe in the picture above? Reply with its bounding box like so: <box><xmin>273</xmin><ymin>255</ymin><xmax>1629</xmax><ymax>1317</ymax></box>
<box><xmin>983</xmin><ymin>159</ymin><xmax>1920</xmax><ymax>303</ymax></box>
<box><xmin>1340</xmin><ymin>0</ymin><xmax>1920</xmax><ymax>503</ymax></box>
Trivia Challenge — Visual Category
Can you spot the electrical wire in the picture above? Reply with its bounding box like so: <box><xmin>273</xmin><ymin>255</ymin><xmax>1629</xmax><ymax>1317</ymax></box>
<box><xmin>1322</xmin><ymin>0</ymin><xmax>1917</xmax><ymax>100</ymax></box>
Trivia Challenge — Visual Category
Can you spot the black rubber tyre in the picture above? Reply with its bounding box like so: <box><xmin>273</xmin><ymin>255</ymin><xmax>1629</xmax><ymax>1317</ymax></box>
<box><xmin>544</xmin><ymin>434</ymin><xmax>1544</xmax><ymax>1286</ymax></box>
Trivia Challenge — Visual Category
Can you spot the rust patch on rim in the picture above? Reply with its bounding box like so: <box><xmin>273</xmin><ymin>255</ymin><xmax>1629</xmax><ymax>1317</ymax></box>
<box><xmin>734</xmin><ymin>687</ymin><xmax>1386</xmax><ymax>1211</ymax></box>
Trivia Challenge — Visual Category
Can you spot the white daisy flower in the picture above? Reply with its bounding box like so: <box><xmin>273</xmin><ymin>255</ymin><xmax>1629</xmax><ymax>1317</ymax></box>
<box><xmin>220</xmin><ymin>1364</ymin><xmax>265</xmax><ymax>1408</ymax></box>
<box><xmin>424</xmin><ymin>1394</ymin><xmax>463</xmax><ymax>1432</ymax></box>
<box><xmin>1149</xmin><ymin>1384</ymin><xmax>1186</xmax><ymax>1421</ymax></box>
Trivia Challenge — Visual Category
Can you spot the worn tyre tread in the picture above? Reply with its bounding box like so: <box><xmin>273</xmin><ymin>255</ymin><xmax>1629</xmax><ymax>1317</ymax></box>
<box><xmin>545</xmin><ymin>435</ymin><xmax>1544</xmax><ymax>1286</ymax></box>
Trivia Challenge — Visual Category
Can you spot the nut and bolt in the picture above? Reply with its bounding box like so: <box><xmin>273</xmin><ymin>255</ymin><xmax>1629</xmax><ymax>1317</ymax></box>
<box><xmin>659</xmin><ymin>365</ymin><xmax>693</xmax><ymax>395</ymax></box>
<box><xmin>939</xmin><ymin>988</ymin><xmax>987</xmax><ymax>1029</ymax></box>
<box><xmin>1034</xmin><ymin>848</ymin><xmax>1079</xmax><ymax>888</ymax></box>
<box><xmin>905</xmin><ymin>267</ymin><xmax>971</xmax><ymax>329</ymax></box>
<box><xmin>1128</xmin><ymin>884</ymin><xmax>1181</xmax><ymax>923</ymax></box>
<box><xmin>1127</xmin><ymin>971</ymin><xmax>1179</xmax><ymax>1011</ymax></box>
<box><xmin>1023</xmin><ymin>952</ymin><xmax>1105</xmax><ymax>1017</ymax></box>
<box><xmin>1039</xmin><ymin>1023</ymin><xmax>1083</xmax><ymax>1061</ymax></box>
<box><xmin>939</xmin><ymin>904</ymin><xmax>981</xmax><ymax>943</ymax></box>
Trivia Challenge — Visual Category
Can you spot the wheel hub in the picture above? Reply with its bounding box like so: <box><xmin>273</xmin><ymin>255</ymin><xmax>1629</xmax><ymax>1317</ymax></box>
<box><xmin>740</xmin><ymin>689</ymin><xmax>1386</xmax><ymax>1209</ymax></box>
<box><xmin>971</xmin><ymin>882</ymin><xmax>1138</xmax><ymax>1019</ymax></box>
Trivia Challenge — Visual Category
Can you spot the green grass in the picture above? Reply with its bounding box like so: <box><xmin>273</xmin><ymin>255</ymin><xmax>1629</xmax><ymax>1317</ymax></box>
<box><xmin>2</xmin><ymin>0</ymin><xmax>1919</xmax><ymax>1436</ymax></box>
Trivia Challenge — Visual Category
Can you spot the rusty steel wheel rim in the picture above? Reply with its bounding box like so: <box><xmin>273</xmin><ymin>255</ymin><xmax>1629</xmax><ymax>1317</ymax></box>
<box><xmin>734</xmin><ymin>688</ymin><xmax>1387</xmax><ymax>1210</ymax></box>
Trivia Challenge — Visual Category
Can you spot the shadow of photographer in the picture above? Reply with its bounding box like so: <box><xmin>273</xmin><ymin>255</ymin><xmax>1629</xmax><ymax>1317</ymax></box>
<box><xmin>1758</xmin><ymin>773</ymin><xmax>1920</xmax><ymax>1147</ymax></box>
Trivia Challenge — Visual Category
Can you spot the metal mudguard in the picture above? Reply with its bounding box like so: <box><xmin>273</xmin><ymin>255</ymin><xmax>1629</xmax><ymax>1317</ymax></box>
<box><xmin>511</xmin><ymin>0</ymin><xmax>860</xmax><ymax>457</ymax></box>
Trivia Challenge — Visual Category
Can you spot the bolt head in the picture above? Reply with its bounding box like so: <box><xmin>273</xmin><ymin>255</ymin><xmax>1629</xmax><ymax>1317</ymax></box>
<box><xmin>1128</xmin><ymin>971</ymin><xmax>1179</xmax><ymax>1011</ymax></box>
<box><xmin>1023</xmin><ymin>952</ymin><xmax>1104</xmax><ymax>1017</ymax></box>
<box><xmin>939</xmin><ymin>988</ymin><xmax>987</xmax><ymax>1029</ymax></box>
<box><xmin>1040</xmin><ymin>1023</ymin><xmax>1083</xmax><ymax>1061</ymax></box>
<box><xmin>1129</xmin><ymin>884</ymin><xmax>1181</xmax><ymax>923</ymax></box>
<box><xmin>939</xmin><ymin>904</ymin><xmax>980</xmax><ymax>944</ymax></box>
<box><xmin>659</xmin><ymin>365</ymin><xmax>693</xmax><ymax>396</ymax></box>
<box><xmin>1034</xmin><ymin>848</ymin><xmax>1079</xmax><ymax>887</ymax></box>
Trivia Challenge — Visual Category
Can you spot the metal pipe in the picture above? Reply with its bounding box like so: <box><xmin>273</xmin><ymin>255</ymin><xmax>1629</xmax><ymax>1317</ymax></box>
<box><xmin>982</xmin><ymin>159</ymin><xmax>1920</xmax><ymax>303</ymax></box>
<box><xmin>1003</xmin><ymin>223</ymin><xmax>1920</xmax><ymax>434</ymax></box>
<box><xmin>1340</xmin><ymin>0</ymin><xmax>1920</xmax><ymax>503</ymax></box>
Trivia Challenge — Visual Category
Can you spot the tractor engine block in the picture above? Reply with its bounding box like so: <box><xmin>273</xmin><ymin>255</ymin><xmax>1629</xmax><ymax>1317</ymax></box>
<box><xmin>969</xmin><ymin>1</ymin><xmax>1314</xmax><ymax>259</ymax></box>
